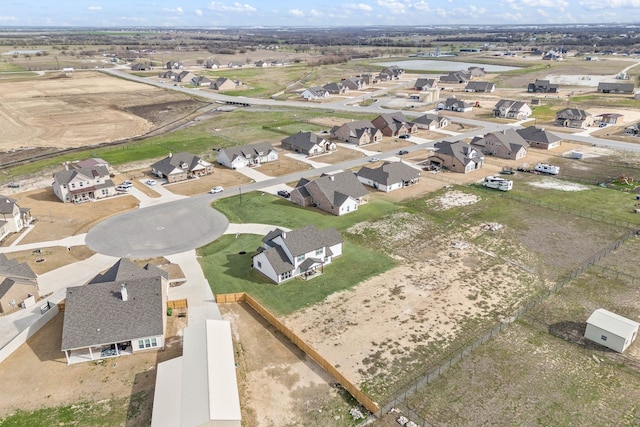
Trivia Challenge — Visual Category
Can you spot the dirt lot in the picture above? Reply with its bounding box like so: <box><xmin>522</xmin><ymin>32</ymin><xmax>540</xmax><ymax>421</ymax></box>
<box><xmin>164</xmin><ymin>167</ymin><xmax>253</xmax><ymax>197</ymax></box>
<box><xmin>0</xmin><ymin>71</ymin><xmax>202</xmax><ymax>164</ymax></box>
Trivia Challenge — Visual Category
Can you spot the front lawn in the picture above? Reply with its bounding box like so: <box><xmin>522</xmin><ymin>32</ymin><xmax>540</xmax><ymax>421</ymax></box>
<box><xmin>198</xmin><ymin>234</ymin><xmax>396</xmax><ymax>315</ymax></box>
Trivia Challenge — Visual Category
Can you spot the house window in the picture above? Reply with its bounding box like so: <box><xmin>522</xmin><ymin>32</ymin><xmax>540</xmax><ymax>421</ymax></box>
<box><xmin>281</xmin><ymin>271</ymin><xmax>292</xmax><ymax>280</ymax></box>
<box><xmin>601</xmin><ymin>335</ymin><xmax>607</xmax><ymax>341</ymax></box>
<box><xmin>257</xmin><ymin>261</ymin><xmax>262</xmax><ymax>268</ymax></box>
<box><xmin>138</xmin><ymin>338</ymin><xmax>159</xmax><ymax>349</ymax></box>
<box><xmin>71</xmin><ymin>183</ymin><xmax>76</xmax><ymax>189</ymax></box>
<box><xmin>315</xmin><ymin>248</ymin><xmax>323</xmax><ymax>256</ymax></box>
<box><xmin>296</xmin><ymin>254</ymin><xmax>305</xmax><ymax>262</ymax></box>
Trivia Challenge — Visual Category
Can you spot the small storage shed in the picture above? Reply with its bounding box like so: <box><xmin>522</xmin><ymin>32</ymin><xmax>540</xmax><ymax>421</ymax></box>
<box><xmin>584</xmin><ymin>309</ymin><xmax>639</xmax><ymax>353</ymax></box>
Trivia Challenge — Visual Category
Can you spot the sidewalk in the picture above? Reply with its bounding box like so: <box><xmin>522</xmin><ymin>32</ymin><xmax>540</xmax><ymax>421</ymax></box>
<box><xmin>0</xmin><ymin>234</ymin><xmax>88</xmax><ymax>254</ymax></box>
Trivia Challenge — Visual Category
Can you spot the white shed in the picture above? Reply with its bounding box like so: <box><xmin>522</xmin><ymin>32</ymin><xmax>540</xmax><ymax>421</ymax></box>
<box><xmin>152</xmin><ymin>319</ymin><xmax>241</xmax><ymax>427</ymax></box>
<box><xmin>584</xmin><ymin>309</ymin><xmax>639</xmax><ymax>353</ymax></box>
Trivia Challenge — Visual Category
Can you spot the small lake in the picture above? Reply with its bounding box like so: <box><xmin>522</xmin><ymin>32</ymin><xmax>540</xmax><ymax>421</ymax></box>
<box><xmin>2</xmin><ymin>50</ymin><xmax>45</xmax><ymax>56</ymax></box>
<box><xmin>377</xmin><ymin>60</ymin><xmax>519</xmax><ymax>73</ymax></box>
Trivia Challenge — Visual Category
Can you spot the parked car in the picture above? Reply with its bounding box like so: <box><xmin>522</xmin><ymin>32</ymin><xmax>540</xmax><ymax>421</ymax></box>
<box><xmin>399</xmin><ymin>134</ymin><xmax>411</xmax><ymax>139</ymax></box>
<box><xmin>369</xmin><ymin>157</ymin><xmax>379</xmax><ymax>162</ymax></box>
<box><xmin>599</xmin><ymin>123</ymin><xmax>607</xmax><ymax>128</ymax></box>
<box><xmin>210</xmin><ymin>186</ymin><xmax>224</xmax><ymax>194</ymax></box>
<box><xmin>277</xmin><ymin>190</ymin><xmax>290</xmax><ymax>198</ymax></box>
<box><xmin>115</xmin><ymin>185</ymin><xmax>130</xmax><ymax>192</ymax></box>
<box><xmin>145</xmin><ymin>179</ymin><xmax>156</xmax><ymax>186</ymax></box>
<box><xmin>398</xmin><ymin>150</ymin><xmax>409</xmax><ymax>155</ymax></box>
<box><xmin>120</xmin><ymin>181</ymin><xmax>133</xmax><ymax>188</ymax></box>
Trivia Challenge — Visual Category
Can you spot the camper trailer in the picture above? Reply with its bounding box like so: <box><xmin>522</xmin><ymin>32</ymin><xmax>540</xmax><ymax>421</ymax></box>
<box><xmin>534</xmin><ymin>163</ymin><xmax>560</xmax><ymax>175</ymax></box>
<box><xmin>483</xmin><ymin>176</ymin><xmax>513</xmax><ymax>191</ymax></box>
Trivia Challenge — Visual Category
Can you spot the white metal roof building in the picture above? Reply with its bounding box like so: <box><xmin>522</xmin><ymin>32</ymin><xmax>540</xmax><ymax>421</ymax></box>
<box><xmin>152</xmin><ymin>319</ymin><xmax>241</xmax><ymax>427</ymax></box>
<box><xmin>584</xmin><ymin>309</ymin><xmax>639</xmax><ymax>353</ymax></box>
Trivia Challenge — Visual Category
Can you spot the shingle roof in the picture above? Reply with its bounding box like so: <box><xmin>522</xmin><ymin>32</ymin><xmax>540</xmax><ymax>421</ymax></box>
<box><xmin>218</xmin><ymin>142</ymin><xmax>276</xmax><ymax>163</ymax></box>
<box><xmin>88</xmin><ymin>258</ymin><xmax>168</xmax><ymax>284</ymax></box>
<box><xmin>0</xmin><ymin>254</ymin><xmax>37</xmax><ymax>281</ymax></box>
<box><xmin>306</xmin><ymin>171</ymin><xmax>369</xmax><ymax>205</ymax></box>
<box><xmin>0</xmin><ymin>197</ymin><xmax>17</xmax><ymax>215</ymax></box>
<box><xmin>471</xmin><ymin>129</ymin><xmax>529</xmax><ymax>152</ymax></box>
<box><xmin>516</xmin><ymin>127</ymin><xmax>563</xmax><ymax>145</ymax></box>
<box><xmin>556</xmin><ymin>108</ymin><xmax>591</xmax><ymax>120</ymax></box>
<box><xmin>433</xmin><ymin>140</ymin><xmax>482</xmax><ymax>166</ymax></box>
<box><xmin>151</xmin><ymin>152</ymin><xmax>208</xmax><ymax>177</ymax></box>
<box><xmin>357</xmin><ymin>162</ymin><xmax>420</xmax><ymax>186</ymax></box>
<box><xmin>282</xmin><ymin>132</ymin><xmax>327</xmax><ymax>152</ymax></box>
<box><xmin>53</xmin><ymin>165</ymin><xmax>110</xmax><ymax>186</ymax></box>
<box><xmin>465</xmin><ymin>81</ymin><xmax>494</xmax><ymax>91</ymax></box>
<box><xmin>260</xmin><ymin>245</ymin><xmax>294</xmax><ymax>276</ymax></box>
<box><xmin>265</xmin><ymin>225</ymin><xmax>342</xmax><ymax>257</ymax></box>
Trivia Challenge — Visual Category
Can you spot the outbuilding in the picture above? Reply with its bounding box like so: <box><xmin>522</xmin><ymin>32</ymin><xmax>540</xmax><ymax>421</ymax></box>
<box><xmin>584</xmin><ymin>309</ymin><xmax>639</xmax><ymax>353</ymax></box>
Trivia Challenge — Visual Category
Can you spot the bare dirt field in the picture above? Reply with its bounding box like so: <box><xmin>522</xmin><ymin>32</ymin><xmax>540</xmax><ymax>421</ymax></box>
<box><xmin>0</xmin><ymin>71</ymin><xmax>202</xmax><ymax>163</ymax></box>
<box><xmin>255</xmin><ymin>148</ymin><xmax>315</xmax><ymax>177</ymax></box>
<box><xmin>165</xmin><ymin>167</ymin><xmax>253</xmax><ymax>197</ymax></box>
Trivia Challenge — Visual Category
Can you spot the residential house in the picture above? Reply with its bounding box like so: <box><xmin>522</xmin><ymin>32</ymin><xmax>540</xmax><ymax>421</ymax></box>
<box><xmin>166</xmin><ymin>61</ymin><xmax>183</xmax><ymax>70</ymax></box>
<box><xmin>330</xmin><ymin>120</ymin><xmax>383</xmax><ymax>146</ymax></box>
<box><xmin>151</xmin><ymin>320</ymin><xmax>241</xmax><ymax>427</ymax></box>
<box><xmin>414</xmin><ymin>78</ymin><xmax>438</xmax><ymax>91</ymax></box>
<box><xmin>542</xmin><ymin>50</ymin><xmax>563</xmax><ymax>60</ymax></box>
<box><xmin>210</xmin><ymin>77</ymin><xmax>238</xmax><ymax>91</ymax></box>
<box><xmin>301</xmin><ymin>86</ymin><xmax>329</xmax><ymax>100</ymax></box>
<box><xmin>158</xmin><ymin>70</ymin><xmax>176</xmax><ymax>80</ymax></box>
<box><xmin>281</xmin><ymin>131</ymin><xmax>336</xmax><ymax>156</ymax></box>
<box><xmin>322</xmin><ymin>82</ymin><xmax>348</xmax><ymax>95</ymax></box>
<box><xmin>598</xmin><ymin>82</ymin><xmax>634</xmax><ymax>94</ymax></box>
<box><xmin>131</xmin><ymin>63</ymin><xmax>150</xmax><ymax>71</ymax></box>
<box><xmin>427</xmin><ymin>140</ymin><xmax>484</xmax><ymax>173</ymax></box>
<box><xmin>61</xmin><ymin>258</ymin><xmax>169</xmax><ymax>364</ymax></box>
<box><xmin>175</xmin><ymin>71</ymin><xmax>197</xmax><ymax>83</ymax></box>
<box><xmin>527</xmin><ymin>79</ymin><xmax>559</xmax><ymax>93</ymax></box>
<box><xmin>52</xmin><ymin>163</ymin><xmax>116</xmax><ymax>204</ymax></box>
<box><xmin>270</xmin><ymin>59</ymin><xmax>286</xmax><ymax>67</ymax></box>
<box><xmin>555</xmin><ymin>108</ymin><xmax>594</xmax><ymax>128</ymax></box>
<box><xmin>493</xmin><ymin>99</ymin><xmax>532</xmax><ymax>120</ymax></box>
<box><xmin>379</xmin><ymin>65</ymin><xmax>404</xmax><ymax>80</ymax></box>
<box><xmin>467</xmin><ymin>66</ymin><xmax>486</xmax><ymax>78</ymax></box>
<box><xmin>290</xmin><ymin>171</ymin><xmax>369</xmax><ymax>216</ymax></box>
<box><xmin>72</xmin><ymin>157</ymin><xmax>111</xmax><ymax>173</ymax></box>
<box><xmin>204</xmin><ymin>59</ymin><xmax>221</xmax><ymax>69</ymax></box>
<box><xmin>216</xmin><ymin>142</ymin><xmax>278</xmax><ymax>169</ymax></box>
<box><xmin>191</xmin><ymin>75</ymin><xmax>213</xmax><ymax>86</ymax></box>
<box><xmin>464</xmin><ymin>81</ymin><xmax>495</xmax><ymax>93</ymax></box>
<box><xmin>439</xmin><ymin>71</ymin><xmax>469</xmax><ymax>84</ymax></box>
<box><xmin>625</xmin><ymin>122</ymin><xmax>640</xmax><ymax>136</ymax></box>
<box><xmin>252</xmin><ymin>225</ymin><xmax>343</xmax><ymax>284</ymax></box>
<box><xmin>516</xmin><ymin>126</ymin><xmax>563</xmax><ymax>149</ymax></box>
<box><xmin>0</xmin><ymin>254</ymin><xmax>38</xmax><ymax>314</ymax></box>
<box><xmin>438</xmin><ymin>97</ymin><xmax>473</xmax><ymax>112</ymax></box>
<box><xmin>595</xmin><ymin>113</ymin><xmax>624</xmax><ymax>125</ymax></box>
<box><xmin>341</xmin><ymin>77</ymin><xmax>366</xmax><ymax>91</ymax></box>
<box><xmin>254</xmin><ymin>60</ymin><xmax>269</xmax><ymax>67</ymax></box>
<box><xmin>413</xmin><ymin>113</ymin><xmax>450</xmax><ymax>130</ymax></box>
<box><xmin>372</xmin><ymin>112</ymin><xmax>418</xmax><ymax>137</ymax></box>
<box><xmin>356</xmin><ymin>162</ymin><xmax>420</xmax><ymax>192</ymax></box>
<box><xmin>227</xmin><ymin>62</ymin><xmax>244</xmax><ymax>68</ymax></box>
<box><xmin>360</xmin><ymin>74</ymin><xmax>378</xmax><ymax>85</ymax></box>
<box><xmin>470</xmin><ymin>129</ymin><xmax>529</xmax><ymax>160</ymax></box>
<box><xmin>0</xmin><ymin>197</ymin><xmax>31</xmax><ymax>240</ymax></box>
<box><xmin>151</xmin><ymin>152</ymin><xmax>214</xmax><ymax>183</ymax></box>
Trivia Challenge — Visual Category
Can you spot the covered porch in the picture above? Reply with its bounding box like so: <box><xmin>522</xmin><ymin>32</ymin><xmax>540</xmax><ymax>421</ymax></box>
<box><xmin>299</xmin><ymin>258</ymin><xmax>325</xmax><ymax>280</ymax></box>
<box><xmin>64</xmin><ymin>341</ymin><xmax>133</xmax><ymax>365</ymax></box>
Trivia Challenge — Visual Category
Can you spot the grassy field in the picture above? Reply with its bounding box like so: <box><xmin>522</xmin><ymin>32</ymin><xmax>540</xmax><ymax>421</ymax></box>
<box><xmin>0</xmin><ymin>61</ymin><xmax>25</xmax><ymax>72</ymax></box>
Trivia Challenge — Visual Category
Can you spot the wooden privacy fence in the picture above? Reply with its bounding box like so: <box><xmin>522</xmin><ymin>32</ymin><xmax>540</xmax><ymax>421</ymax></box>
<box><xmin>216</xmin><ymin>292</ymin><xmax>381</xmax><ymax>416</ymax></box>
<box><xmin>167</xmin><ymin>299</ymin><xmax>188</xmax><ymax>309</ymax></box>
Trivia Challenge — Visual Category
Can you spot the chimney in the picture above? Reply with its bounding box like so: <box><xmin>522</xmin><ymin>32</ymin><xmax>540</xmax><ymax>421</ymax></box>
<box><xmin>282</xmin><ymin>231</ymin><xmax>287</xmax><ymax>239</ymax></box>
<box><xmin>330</xmin><ymin>175</ymin><xmax>335</xmax><ymax>181</ymax></box>
<box><xmin>121</xmin><ymin>284</ymin><xmax>128</xmax><ymax>302</ymax></box>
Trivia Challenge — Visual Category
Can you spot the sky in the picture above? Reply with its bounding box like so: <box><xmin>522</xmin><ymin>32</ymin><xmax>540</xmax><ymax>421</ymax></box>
<box><xmin>3</xmin><ymin>0</ymin><xmax>640</xmax><ymax>27</ymax></box>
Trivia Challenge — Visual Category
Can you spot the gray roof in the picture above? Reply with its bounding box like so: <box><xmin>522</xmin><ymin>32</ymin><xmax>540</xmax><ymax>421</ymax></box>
<box><xmin>61</xmin><ymin>259</ymin><xmax>166</xmax><ymax>351</ymax></box>
<box><xmin>414</xmin><ymin>78</ymin><xmax>437</xmax><ymax>89</ymax></box>
<box><xmin>282</xmin><ymin>131</ymin><xmax>327</xmax><ymax>152</ymax></box>
<box><xmin>264</xmin><ymin>225</ymin><xmax>342</xmax><ymax>258</ymax></box>
<box><xmin>0</xmin><ymin>254</ymin><xmax>37</xmax><ymax>281</ymax></box>
<box><xmin>88</xmin><ymin>258</ymin><xmax>168</xmax><ymax>284</ymax></box>
<box><xmin>471</xmin><ymin>129</ymin><xmax>529</xmax><ymax>152</ymax></box>
<box><xmin>433</xmin><ymin>140</ymin><xmax>482</xmax><ymax>166</ymax></box>
<box><xmin>556</xmin><ymin>108</ymin><xmax>591</xmax><ymax>120</ymax></box>
<box><xmin>304</xmin><ymin>86</ymin><xmax>328</xmax><ymax>97</ymax></box>
<box><xmin>53</xmin><ymin>165</ymin><xmax>110</xmax><ymax>186</ymax></box>
<box><xmin>598</xmin><ymin>82</ymin><xmax>634</xmax><ymax>92</ymax></box>
<box><xmin>494</xmin><ymin>99</ymin><xmax>529</xmax><ymax>112</ymax></box>
<box><xmin>151</xmin><ymin>152</ymin><xmax>203</xmax><ymax>176</ymax></box>
<box><xmin>0</xmin><ymin>197</ymin><xmax>17</xmax><ymax>215</ymax></box>
<box><xmin>305</xmin><ymin>171</ymin><xmax>369</xmax><ymax>205</ymax></box>
<box><xmin>413</xmin><ymin>113</ymin><xmax>445</xmax><ymax>126</ymax></box>
<box><xmin>373</xmin><ymin>112</ymin><xmax>415</xmax><ymax>133</ymax></box>
<box><xmin>465</xmin><ymin>81</ymin><xmax>494</xmax><ymax>91</ymax></box>
<box><xmin>516</xmin><ymin>126</ymin><xmax>563</xmax><ymax>145</ymax></box>
<box><xmin>357</xmin><ymin>162</ymin><xmax>420</xmax><ymax>186</ymax></box>
<box><xmin>218</xmin><ymin>142</ymin><xmax>276</xmax><ymax>163</ymax></box>
<box><xmin>260</xmin><ymin>245</ymin><xmax>294</xmax><ymax>275</ymax></box>
<box><xmin>322</xmin><ymin>82</ymin><xmax>343</xmax><ymax>92</ymax></box>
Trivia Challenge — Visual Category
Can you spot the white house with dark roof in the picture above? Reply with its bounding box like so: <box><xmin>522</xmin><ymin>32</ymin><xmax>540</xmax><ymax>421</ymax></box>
<box><xmin>585</xmin><ymin>309</ymin><xmax>639</xmax><ymax>353</ymax></box>
<box><xmin>61</xmin><ymin>258</ymin><xmax>168</xmax><ymax>364</ymax></box>
<box><xmin>438</xmin><ymin>97</ymin><xmax>473</xmax><ymax>112</ymax></box>
<box><xmin>217</xmin><ymin>142</ymin><xmax>278</xmax><ymax>169</ymax></box>
<box><xmin>301</xmin><ymin>86</ymin><xmax>329</xmax><ymax>100</ymax></box>
<box><xmin>0</xmin><ymin>196</ymin><xmax>31</xmax><ymax>239</ymax></box>
<box><xmin>356</xmin><ymin>162</ymin><xmax>420</xmax><ymax>192</ymax></box>
<box><xmin>52</xmin><ymin>163</ymin><xmax>116</xmax><ymax>204</ymax></box>
<box><xmin>493</xmin><ymin>99</ymin><xmax>532</xmax><ymax>120</ymax></box>
<box><xmin>413</xmin><ymin>113</ymin><xmax>450</xmax><ymax>130</ymax></box>
<box><xmin>252</xmin><ymin>225</ymin><xmax>343</xmax><ymax>284</ymax></box>
<box><xmin>151</xmin><ymin>152</ymin><xmax>214</xmax><ymax>183</ymax></box>
<box><xmin>290</xmin><ymin>171</ymin><xmax>369</xmax><ymax>216</ymax></box>
<box><xmin>281</xmin><ymin>131</ymin><xmax>336</xmax><ymax>156</ymax></box>
<box><xmin>0</xmin><ymin>254</ymin><xmax>38</xmax><ymax>314</ymax></box>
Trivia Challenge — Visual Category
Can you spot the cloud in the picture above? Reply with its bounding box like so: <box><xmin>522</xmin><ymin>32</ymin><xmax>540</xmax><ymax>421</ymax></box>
<box><xmin>580</xmin><ymin>0</ymin><xmax>640</xmax><ymax>9</ymax></box>
<box><xmin>375</xmin><ymin>0</ymin><xmax>407</xmax><ymax>14</ymax></box>
<box><xmin>195</xmin><ymin>9</ymin><xmax>203</xmax><ymax>16</ymax></box>
<box><xmin>207</xmin><ymin>2</ymin><xmax>257</xmax><ymax>13</ymax></box>
<box><xmin>309</xmin><ymin>9</ymin><xmax>323</xmax><ymax>17</ymax></box>
<box><xmin>87</xmin><ymin>6</ymin><xmax>102</xmax><ymax>11</ymax></box>
<box><xmin>506</xmin><ymin>0</ymin><xmax>568</xmax><ymax>11</ymax></box>
<box><xmin>345</xmin><ymin>3</ymin><xmax>374</xmax><ymax>11</ymax></box>
<box><xmin>0</xmin><ymin>16</ymin><xmax>17</xmax><ymax>21</ymax></box>
<box><xmin>413</xmin><ymin>1</ymin><xmax>430</xmax><ymax>11</ymax></box>
<box><xmin>289</xmin><ymin>9</ymin><xmax>304</xmax><ymax>16</ymax></box>
<box><xmin>177</xmin><ymin>7</ymin><xmax>183</xmax><ymax>13</ymax></box>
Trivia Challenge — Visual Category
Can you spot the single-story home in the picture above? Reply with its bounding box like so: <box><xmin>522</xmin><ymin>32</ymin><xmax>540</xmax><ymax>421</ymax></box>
<box><xmin>594</xmin><ymin>113</ymin><xmax>624</xmax><ymax>125</ymax></box>
<box><xmin>281</xmin><ymin>131</ymin><xmax>336</xmax><ymax>156</ymax></box>
<box><xmin>584</xmin><ymin>308</ymin><xmax>639</xmax><ymax>353</ymax></box>
<box><xmin>61</xmin><ymin>259</ymin><xmax>168</xmax><ymax>364</ymax></box>
<box><xmin>252</xmin><ymin>225</ymin><xmax>343</xmax><ymax>284</ymax></box>
<box><xmin>356</xmin><ymin>162</ymin><xmax>420</xmax><ymax>192</ymax></box>
<box><xmin>330</xmin><ymin>120</ymin><xmax>383</xmax><ymax>146</ymax></box>
<box><xmin>414</xmin><ymin>78</ymin><xmax>438</xmax><ymax>91</ymax></box>
<box><xmin>323</xmin><ymin>82</ymin><xmax>348</xmax><ymax>95</ymax></box>
<box><xmin>151</xmin><ymin>319</ymin><xmax>241</xmax><ymax>427</ymax></box>
<box><xmin>0</xmin><ymin>254</ymin><xmax>38</xmax><ymax>314</ymax></box>
<box><xmin>438</xmin><ymin>97</ymin><xmax>473</xmax><ymax>112</ymax></box>
<box><xmin>290</xmin><ymin>171</ymin><xmax>369</xmax><ymax>216</ymax></box>
<box><xmin>427</xmin><ymin>140</ymin><xmax>484</xmax><ymax>173</ymax></box>
<box><xmin>217</xmin><ymin>142</ymin><xmax>278</xmax><ymax>169</ymax></box>
<box><xmin>413</xmin><ymin>113</ymin><xmax>450</xmax><ymax>130</ymax></box>
<box><xmin>210</xmin><ymin>77</ymin><xmax>239</xmax><ymax>91</ymax></box>
<box><xmin>301</xmin><ymin>86</ymin><xmax>329</xmax><ymax>100</ymax></box>
<box><xmin>151</xmin><ymin>152</ymin><xmax>214</xmax><ymax>183</ymax></box>
<box><xmin>516</xmin><ymin>126</ymin><xmax>563</xmax><ymax>150</ymax></box>
<box><xmin>464</xmin><ymin>81</ymin><xmax>495</xmax><ymax>93</ymax></box>
<box><xmin>598</xmin><ymin>82</ymin><xmax>634</xmax><ymax>94</ymax></box>
<box><xmin>470</xmin><ymin>129</ymin><xmax>529</xmax><ymax>160</ymax></box>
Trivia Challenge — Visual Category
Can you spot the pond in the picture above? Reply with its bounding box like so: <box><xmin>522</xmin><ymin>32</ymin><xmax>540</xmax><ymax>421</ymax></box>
<box><xmin>377</xmin><ymin>60</ymin><xmax>520</xmax><ymax>73</ymax></box>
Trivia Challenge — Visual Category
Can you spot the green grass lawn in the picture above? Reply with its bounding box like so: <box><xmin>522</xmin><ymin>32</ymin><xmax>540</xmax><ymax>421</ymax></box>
<box><xmin>199</xmin><ymin>234</ymin><xmax>396</xmax><ymax>315</ymax></box>
<box><xmin>0</xmin><ymin>62</ymin><xmax>25</xmax><ymax>72</ymax></box>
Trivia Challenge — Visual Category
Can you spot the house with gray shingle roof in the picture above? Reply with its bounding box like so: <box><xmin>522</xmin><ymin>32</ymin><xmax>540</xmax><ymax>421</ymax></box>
<box><xmin>493</xmin><ymin>99</ymin><xmax>532</xmax><ymax>120</ymax></box>
<box><xmin>464</xmin><ymin>81</ymin><xmax>495</xmax><ymax>93</ymax></box>
<box><xmin>427</xmin><ymin>140</ymin><xmax>484</xmax><ymax>173</ymax></box>
<box><xmin>191</xmin><ymin>75</ymin><xmax>213</xmax><ymax>87</ymax></box>
<box><xmin>290</xmin><ymin>171</ymin><xmax>369</xmax><ymax>216</ymax></box>
<box><xmin>555</xmin><ymin>108</ymin><xmax>594</xmax><ymax>128</ymax></box>
<box><xmin>52</xmin><ymin>163</ymin><xmax>116</xmax><ymax>204</ymax></box>
<box><xmin>322</xmin><ymin>82</ymin><xmax>348</xmax><ymax>95</ymax></box>
<box><xmin>216</xmin><ymin>142</ymin><xmax>278</xmax><ymax>169</ymax></box>
<box><xmin>439</xmin><ymin>71</ymin><xmax>469</xmax><ymax>84</ymax></box>
<box><xmin>356</xmin><ymin>162</ymin><xmax>420</xmax><ymax>192</ymax></box>
<box><xmin>210</xmin><ymin>77</ymin><xmax>239</xmax><ymax>91</ymax></box>
<box><xmin>413</xmin><ymin>113</ymin><xmax>450</xmax><ymax>130</ymax></box>
<box><xmin>516</xmin><ymin>126</ymin><xmax>563</xmax><ymax>149</ymax></box>
<box><xmin>281</xmin><ymin>131</ymin><xmax>336</xmax><ymax>156</ymax></box>
<box><xmin>598</xmin><ymin>82</ymin><xmax>634</xmax><ymax>94</ymax></box>
<box><xmin>414</xmin><ymin>78</ymin><xmax>438</xmax><ymax>91</ymax></box>
<box><xmin>470</xmin><ymin>129</ymin><xmax>529</xmax><ymax>160</ymax></box>
<box><xmin>0</xmin><ymin>254</ymin><xmax>38</xmax><ymax>314</ymax></box>
<box><xmin>252</xmin><ymin>225</ymin><xmax>343</xmax><ymax>284</ymax></box>
<box><xmin>341</xmin><ymin>77</ymin><xmax>366</xmax><ymax>91</ymax></box>
<box><xmin>438</xmin><ymin>97</ymin><xmax>473</xmax><ymax>112</ymax></box>
<box><xmin>301</xmin><ymin>86</ymin><xmax>329</xmax><ymax>100</ymax></box>
<box><xmin>330</xmin><ymin>120</ymin><xmax>383</xmax><ymax>146</ymax></box>
<box><xmin>61</xmin><ymin>258</ymin><xmax>168</xmax><ymax>365</ymax></box>
<box><xmin>372</xmin><ymin>112</ymin><xmax>418</xmax><ymax>137</ymax></box>
<box><xmin>151</xmin><ymin>152</ymin><xmax>214</xmax><ymax>183</ymax></box>
<box><xmin>527</xmin><ymin>79</ymin><xmax>559</xmax><ymax>93</ymax></box>
<box><xmin>0</xmin><ymin>196</ymin><xmax>31</xmax><ymax>240</ymax></box>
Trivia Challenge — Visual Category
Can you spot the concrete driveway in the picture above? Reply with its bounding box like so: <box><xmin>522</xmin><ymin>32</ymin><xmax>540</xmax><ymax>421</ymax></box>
<box><xmin>85</xmin><ymin>194</ymin><xmax>229</xmax><ymax>258</ymax></box>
